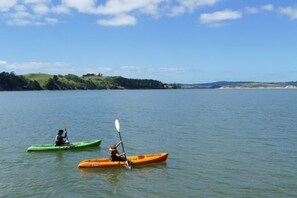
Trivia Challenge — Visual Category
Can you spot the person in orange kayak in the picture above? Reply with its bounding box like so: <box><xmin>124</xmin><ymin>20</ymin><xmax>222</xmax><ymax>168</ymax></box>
<box><xmin>55</xmin><ymin>129</ymin><xmax>69</xmax><ymax>146</ymax></box>
<box><xmin>109</xmin><ymin>141</ymin><xmax>131</xmax><ymax>165</ymax></box>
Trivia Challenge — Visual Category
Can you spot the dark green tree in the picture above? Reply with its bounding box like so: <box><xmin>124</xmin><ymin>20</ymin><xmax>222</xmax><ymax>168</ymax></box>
<box><xmin>27</xmin><ymin>80</ymin><xmax>42</xmax><ymax>90</ymax></box>
<box><xmin>45</xmin><ymin>78</ymin><xmax>59</xmax><ymax>90</ymax></box>
<box><xmin>0</xmin><ymin>72</ymin><xmax>28</xmax><ymax>90</ymax></box>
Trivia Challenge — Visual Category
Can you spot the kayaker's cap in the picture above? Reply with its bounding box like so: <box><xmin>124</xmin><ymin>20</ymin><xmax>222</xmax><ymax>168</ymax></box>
<box><xmin>58</xmin><ymin>129</ymin><xmax>63</xmax><ymax>134</ymax></box>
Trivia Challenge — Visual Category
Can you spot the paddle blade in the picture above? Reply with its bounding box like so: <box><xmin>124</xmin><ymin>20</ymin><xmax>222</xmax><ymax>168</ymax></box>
<box><xmin>63</xmin><ymin>121</ymin><xmax>67</xmax><ymax>130</ymax></box>
<box><xmin>115</xmin><ymin>119</ymin><xmax>120</xmax><ymax>132</ymax></box>
<box><xmin>125</xmin><ymin>164</ymin><xmax>132</xmax><ymax>170</ymax></box>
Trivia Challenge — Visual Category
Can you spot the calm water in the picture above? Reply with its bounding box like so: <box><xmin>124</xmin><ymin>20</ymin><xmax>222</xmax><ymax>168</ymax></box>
<box><xmin>0</xmin><ymin>89</ymin><xmax>296</xmax><ymax>197</ymax></box>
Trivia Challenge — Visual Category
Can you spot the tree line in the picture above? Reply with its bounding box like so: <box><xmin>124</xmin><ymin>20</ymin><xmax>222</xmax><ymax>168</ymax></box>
<box><xmin>0</xmin><ymin>72</ymin><xmax>42</xmax><ymax>91</ymax></box>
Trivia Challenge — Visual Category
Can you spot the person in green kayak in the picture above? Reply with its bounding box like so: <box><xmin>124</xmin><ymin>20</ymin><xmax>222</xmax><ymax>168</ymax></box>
<box><xmin>109</xmin><ymin>142</ymin><xmax>131</xmax><ymax>165</ymax></box>
<box><xmin>55</xmin><ymin>129</ymin><xmax>69</xmax><ymax>146</ymax></box>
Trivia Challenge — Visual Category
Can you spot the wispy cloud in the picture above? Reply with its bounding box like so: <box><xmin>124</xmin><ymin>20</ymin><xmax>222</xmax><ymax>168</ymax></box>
<box><xmin>97</xmin><ymin>14</ymin><xmax>137</xmax><ymax>26</ymax></box>
<box><xmin>82</xmin><ymin>67</ymin><xmax>113</xmax><ymax>75</ymax></box>
<box><xmin>0</xmin><ymin>60</ymin><xmax>8</xmax><ymax>65</ymax></box>
<box><xmin>199</xmin><ymin>9</ymin><xmax>242</xmax><ymax>27</ymax></box>
<box><xmin>78</xmin><ymin>65</ymin><xmax>188</xmax><ymax>78</ymax></box>
<box><xmin>261</xmin><ymin>4</ymin><xmax>274</xmax><ymax>12</ymax></box>
<box><xmin>0</xmin><ymin>59</ymin><xmax>75</xmax><ymax>73</ymax></box>
<box><xmin>245</xmin><ymin>7</ymin><xmax>259</xmax><ymax>14</ymax></box>
<box><xmin>32</xmin><ymin>3</ymin><xmax>50</xmax><ymax>15</ymax></box>
<box><xmin>119</xmin><ymin>65</ymin><xmax>186</xmax><ymax>74</ymax></box>
<box><xmin>2</xmin><ymin>0</ymin><xmax>60</xmax><ymax>26</ymax></box>
<box><xmin>0</xmin><ymin>59</ymin><xmax>188</xmax><ymax>80</ymax></box>
<box><xmin>245</xmin><ymin>4</ymin><xmax>274</xmax><ymax>14</ymax></box>
<box><xmin>169</xmin><ymin>0</ymin><xmax>219</xmax><ymax>16</ymax></box>
<box><xmin>62</xmin><ymin>0</ymin><xmax>96</xmax><ymax>13</ymax></box>
<box><xmin>278</xmin><ymin>6</ymin><xmax>297</xmax><ymax>20</ymax></box>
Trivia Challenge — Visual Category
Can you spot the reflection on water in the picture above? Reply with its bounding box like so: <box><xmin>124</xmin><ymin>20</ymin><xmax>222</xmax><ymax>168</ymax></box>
<box><xmin>107</xmin><ymin>169</ymin><xmax>122</xmax><ymax>184</ymax></box>
<box><xmin>78</xmin><ymin>163</ymin><xmax>168</xmax><ymax>196</ymax></box>
<box><xmin>55</xmin><ymin>151</ymin><xmax>64</xmax><ymax>162</ymax></box>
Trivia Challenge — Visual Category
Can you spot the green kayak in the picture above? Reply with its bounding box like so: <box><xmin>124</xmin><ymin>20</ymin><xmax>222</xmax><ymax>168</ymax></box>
<box><xmin>27</xmin><ymin>139</ymin><xmax>101</xmax><ymax>152</ymax></box>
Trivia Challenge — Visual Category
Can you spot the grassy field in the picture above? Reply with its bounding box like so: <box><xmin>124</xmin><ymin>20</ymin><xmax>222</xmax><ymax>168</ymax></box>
<box><xmin>23</xmin><ymin>73</ymin><xmax>53</xmax><ymax>88</ymax></box>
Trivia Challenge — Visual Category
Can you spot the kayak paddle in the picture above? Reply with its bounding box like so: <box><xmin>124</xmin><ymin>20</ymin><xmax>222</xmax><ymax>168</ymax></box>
<box><xmin>115</xmin><ymin>119</ymin><xmax>131</xmax><ymax>169</ymax></box>
<box><xmin>64</xmin><ymin>121</ymin><xmax>69</xmax><ymax>143</ymax></box>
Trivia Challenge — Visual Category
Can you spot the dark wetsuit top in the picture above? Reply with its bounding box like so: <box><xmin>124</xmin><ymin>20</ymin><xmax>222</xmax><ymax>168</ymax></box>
<box><xmin>110</xmin><ymin>150</ymin><xmax>125</xmax><ymax>161</ymax></box>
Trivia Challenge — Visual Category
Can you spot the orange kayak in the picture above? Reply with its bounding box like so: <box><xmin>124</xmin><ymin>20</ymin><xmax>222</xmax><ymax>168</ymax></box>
<box><xmin>78</xmin><ymin>152</ymin><xmax>168</xmax><ymax>168</ymax></box>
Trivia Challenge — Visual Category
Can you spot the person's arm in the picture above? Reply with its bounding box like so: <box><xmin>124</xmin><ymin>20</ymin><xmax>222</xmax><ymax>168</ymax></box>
<box><xmin>116</xmin><ymin>141</ymin><xmax>122</xmax><ymax>147</ymax></box>
<box><xmin>62</xmin><ymin>132</ymin><xmax>67</xmax><ymax>139</ymax></box>
<box><xmin>115</xmin><ymin>151</ymin><xmax>126</xmax><ymax>157</ymax></box>
<box><xmin>119</xmin><ymin>153</ymin><xmax>126</xmax><ymax>156</ymax></box>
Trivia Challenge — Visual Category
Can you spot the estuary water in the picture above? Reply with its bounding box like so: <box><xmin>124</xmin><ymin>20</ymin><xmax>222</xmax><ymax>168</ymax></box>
<box><xmin>0</xmin><ymin>89</ymin><xmax>296</xmax><ymax>197</ymax></box>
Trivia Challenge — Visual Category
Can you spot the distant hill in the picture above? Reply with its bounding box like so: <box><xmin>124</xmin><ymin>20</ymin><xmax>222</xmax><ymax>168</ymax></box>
<box><xmin>179</xmin><ymin>81</ymin><xmax>297</xmax><ymax>89</ymax></box>
<box><xmin>182</xmin><ymin>81</ymin><xmax>253</xmax><ymax>89</ymax></box>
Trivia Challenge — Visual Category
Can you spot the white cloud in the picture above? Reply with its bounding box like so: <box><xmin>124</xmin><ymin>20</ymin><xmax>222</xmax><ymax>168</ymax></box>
<box><xmin>278</xmin><ymin>6</ymin><xmax>297</xmax><ymax>20</ymax></box>
<box><xmin>0</xmin><ymin>0</ymin><xmax>17</xmax><ymax>12</ymax></box>
<box><xmin>245</xmin><ymin>7</ymin><xmax>259</xmax><ymax>14</ymax></box>
<box><xmin>7</xmin><ymin>18</ymin><xmax>31</xmax><ymax>26</ymax></box>
<box><xmin>0</xmin><ymin>60</ymin><xmax>8</xmax><ymax>65</ymax></box>
<box><xmin>1</xmin><ymin>61</ymin><xmax>68</xmax><ymax>69</ymax></box>
<box><xmin>23</xmin><ymin>0</ymin><xmax>50</xmax><ymax>4</ymax></box>
<box><xmin>52</xmin><ymin>4</ymin><xmax>70</xmax><ymax>14</ymax></box>
<box><xmin>6</xmin><ymin>9</ymin><xmax>59</xmax><ymax>26</ymax></box>
<box><xmin>169</xmin><ymin>6</ymin><xmax>186</xmax><ymax>16</ymax></box>
<box><xmin>44</xmin><ymin>17</ymin><xmax>59</xmax><ymax>24</ymax></box>
<box><xmin>81</xmin><ymin>66</ymin><xmax>187</xmax><ymax>77</ymax></box>
<box><xmin>4</xmin><ymin>0</ymin><xmax>289</xmax><ymax>28</ymax></box>
<box><xmin>169</xmin><ymin>0</ymin><xmax>219</xmax><ymax>16</ymax></box>
<box><xmin>200</xmin><ymin>9</ymin><xmax>242</xmax><ymax>26</ymax></box>
<box><xmin>0</xmin><ymin>59</ymin><xmax>188</xmax><ymax>79</ymax></box>
<box><xmin>32</xmin><ymin>4</ymin><xmax>49</xmax><ymax>15</ymax></box>
<box><xmin>14</xmin><ymin>5</ymin><xmax>27</xmax><ymax>12</ymax></box>
<box><xmin>1</xmin><ymin>0</ymin><xmax>223</xmax><ymax>26</ymax></box>
<box><xmin>62</xmin><ymin>0</ymin><xmax>96</xmax><ymax>13</ymax></box>
<box><xmin>148</xmin><ymin>67</ymin><xmax>187</xmax><ymax>74</ymax></box>
<box><xmin>119</xmin><ymin>65</ymin><xmax>186</xmax><ymax>74</ymax></box>
<box><xmin>83</xmin><ymin>67</ymin><xmax>113</xmax><ymax>75</ymax></box>
<box><xmin>120</xmin><ymin>65</ymin><xmax>138</xmax><ymax>70</ymax></box>
<box><xmin>97</xmin><ymin>14</ymin><xmax>137</xmax><ymax>26</ymax></box>
<box><xmin>246</xmin><ymin>4</ymin><xmax>274</xmax><ymax>14</ymax></box>
<box><xmin>94</xmin><ymin>0</ymin><xmax>163</xmax><ymax>15</ymax></box>
<box><xmin>58</xmin><ymin>0</ymin><xmax>219</xmax><ymax>17</ymax></box>
<box><xmin>180</xmin><ymin>0</ymin><xmax>218</xmax><ymax>11</ymax></box>
<box><xmin>10</xmin><ymin>10</ymin><xmax>31</xmax><ymax>19</ymax></box>
<box><xmin>6</xmin><ymin>10</ymin><xmax>32</xmax><ymax>26</ymax></box>
<box><xmin>0</xmin><ymin>60</ymin><xmax>75</xmax><ymax>74</ymax></box>
<box><xmin>261</xmin><ymin>4</ymin><xmax>274</xmax><ymax>11</ymax></box>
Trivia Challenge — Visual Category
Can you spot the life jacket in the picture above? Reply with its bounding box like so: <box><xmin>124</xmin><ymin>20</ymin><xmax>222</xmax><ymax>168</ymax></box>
<box><xmin>55</xmin><ymin>135</ymin><xmax>64</xmax><ymax>143</ymax></box>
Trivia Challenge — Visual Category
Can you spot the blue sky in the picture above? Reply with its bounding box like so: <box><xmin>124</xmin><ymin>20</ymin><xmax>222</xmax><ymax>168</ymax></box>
<box><xmin>0</xmin><ymin>0</ymin><xmax>296</xmax><ymax>83</ymax></box>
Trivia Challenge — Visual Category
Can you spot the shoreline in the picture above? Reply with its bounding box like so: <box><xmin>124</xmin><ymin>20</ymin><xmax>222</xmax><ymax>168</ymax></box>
<box><xmin>219</xmin><ymin>86</ymin><xmax>297</xmax><ymax>89</ymax></box>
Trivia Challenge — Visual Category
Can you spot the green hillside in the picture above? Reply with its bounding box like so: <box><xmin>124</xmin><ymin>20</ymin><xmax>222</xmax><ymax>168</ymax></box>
<box><xmin>23</xmin><ymin>73</ymin><xmax>52</xmax><ymax>88</ymax></box>
<box><xmin>0</xmin><ymin>72</ymin><xmax>165</xmax><ymax>90</ymax></box>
